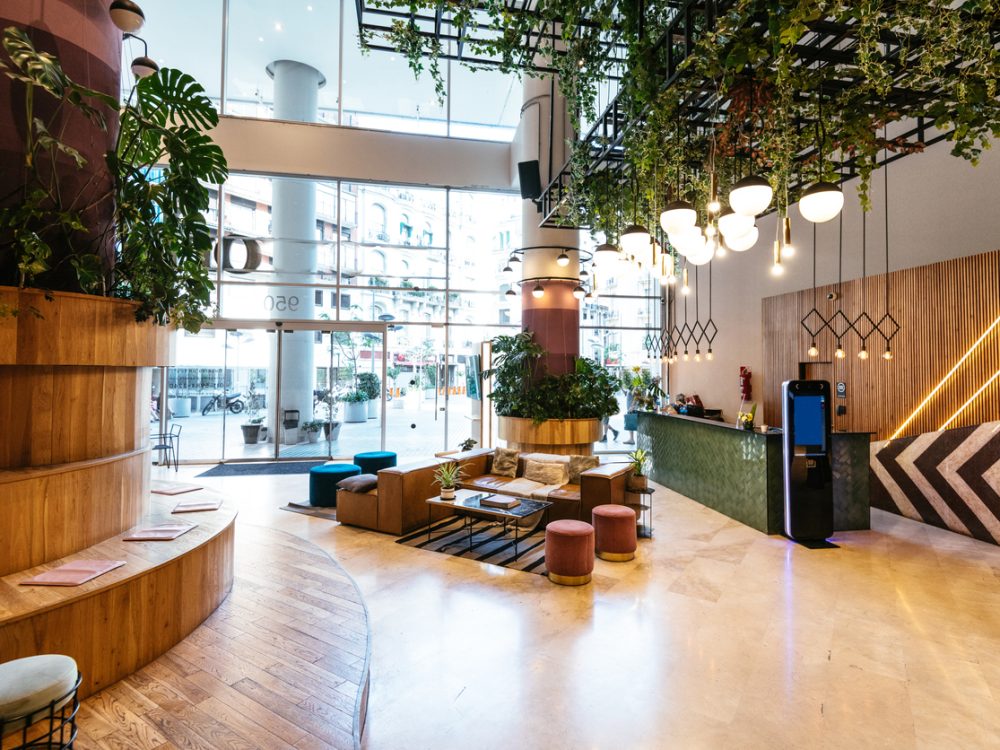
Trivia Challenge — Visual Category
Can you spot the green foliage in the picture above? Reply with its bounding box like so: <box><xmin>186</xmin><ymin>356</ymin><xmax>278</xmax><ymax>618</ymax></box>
<box><xmin>433</xmin><ymin>461</ymin><xmax>464</xmax><ymax>490</ymax></box>
<box><xmin>356</xmin><ymin>371</ymin><xmax>381</xmax><ymax>400</ymax></box>
<box><xmin>0</xmin><ymin>26</ymin><xmax>227</xmax><ymax>331</ymax></box>
<box><xmin>459</xmin><ymin>438</ymin><xmax>478</xmax><ymax>451</ymax></box>
<box><xmin>627</xmin><ymin>448</ymin><xmax>649</xmax><ymax>477</ymax></box>
<box><xmin>483</xmin><ymin>332</ymin><xmax>619</xmax><ymax>424</ymax></box>
<box><xmin>339</xmin><ymin>389</ymin><xmax>369</xmax><ymax>404</ymax></box>
<box><xmin>302</xmin><ymin>420</ymin><xmax>324</xmax><ymax>433</ymax></box>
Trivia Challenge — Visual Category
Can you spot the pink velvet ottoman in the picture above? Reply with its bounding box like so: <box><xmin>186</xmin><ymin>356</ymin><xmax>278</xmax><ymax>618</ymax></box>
<box><xmin>592</xmin><ymin>504</ymin><xmax>637</xmax><ymax>561</ymax></box>
<box><xmin>545</xmin><ymin>519</ymin><xmax>595</xmax><ymax>585</ymax></box>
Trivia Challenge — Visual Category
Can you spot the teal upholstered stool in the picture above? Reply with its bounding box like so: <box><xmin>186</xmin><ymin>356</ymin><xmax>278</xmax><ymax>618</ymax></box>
<box><xmin>309</xmin><ymin>464</ymin><xmax>361</xmax><ymax>507</ymax></box>
<box><xmin>353</xmin><ymin>451</ymin><xmax>397</xmax><ymax>475</ymax></box>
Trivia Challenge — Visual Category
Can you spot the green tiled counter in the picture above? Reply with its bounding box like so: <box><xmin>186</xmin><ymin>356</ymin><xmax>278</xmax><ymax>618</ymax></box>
<box><xmin>637</xmin><ymin>413</ymin><xmax>870</xmax><ymax>535</ymax></box>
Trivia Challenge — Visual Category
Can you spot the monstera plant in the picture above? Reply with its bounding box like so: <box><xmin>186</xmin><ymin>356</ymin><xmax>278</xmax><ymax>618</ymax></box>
<box><xmin>0</xmin><ymin>26</ymin><xmax>227</xmax><ymax>331</ymax></box>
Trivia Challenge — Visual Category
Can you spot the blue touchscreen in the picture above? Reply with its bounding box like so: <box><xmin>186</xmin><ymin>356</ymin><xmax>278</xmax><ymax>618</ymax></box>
<box><xmin>793</xmin><ymin>395</ymin><xmax>826</xmax><ymax>451</ymax></box>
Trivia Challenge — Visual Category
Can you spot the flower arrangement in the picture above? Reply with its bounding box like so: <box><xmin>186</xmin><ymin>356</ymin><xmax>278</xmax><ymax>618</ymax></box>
<box><xmin>737</xmin><ymin>402</ymin><xmax>757</xmax><ymax>431</ymax></box>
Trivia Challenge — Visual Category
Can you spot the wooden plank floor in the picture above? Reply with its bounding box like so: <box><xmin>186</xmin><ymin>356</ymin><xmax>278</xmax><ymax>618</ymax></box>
<box><xmin>72</xmin><ymin>523</ymin><xmax>371</xmax><ymax>750</ymax></box>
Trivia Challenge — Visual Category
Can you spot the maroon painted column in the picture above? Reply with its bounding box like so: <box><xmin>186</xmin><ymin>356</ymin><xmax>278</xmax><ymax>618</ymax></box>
<box><xmin>0</xmin><ymin>1</ymin><xmax>122</xmax><ymax>283</ymax></box>
<box><xmin>518</xmin><ymin>74</ymin><xmax>580</xmax><ymax>376</ymax></box>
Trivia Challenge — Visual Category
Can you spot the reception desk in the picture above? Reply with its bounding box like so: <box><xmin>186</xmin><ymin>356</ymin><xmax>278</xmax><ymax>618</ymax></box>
<box><xmin>637</xmin><ymin>412</ymin><xmax>870</xmax><ymax>535</ymax></box>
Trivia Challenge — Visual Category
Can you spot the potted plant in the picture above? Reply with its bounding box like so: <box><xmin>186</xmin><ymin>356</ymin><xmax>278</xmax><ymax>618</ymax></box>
<box><xmin>626</xmin><ymin>448</ymin><xmax>649</xmax><ymax>491</ymax></box>
<box><xmin>340</xmin><ymin>390</ymin><xmax>368</xmax><ymax>423</ymax></box>
<box><xmin>302</xmin><ymin>420</ymin><xmax>323</xmax><ymax>443</ymax></box>
<box><xmin>483</xmin><ymin>332</ymin><xmax>619</xmax><ymax>455</ymax></box>
<box><xmin>392</xmin><ymin>386</ymin><xmax>407</xmax><ymax>409</ymax></box>
<box><xmin>318</xmin><ymin>394</ymin><xmax>342</xmax><ymax>440</ymax></box>
<box><xmin>433</xmin><ymin>461</ymin><xmax>464</xmax><ymax>500</ymax></box>
<box><xmin>459</xmin><ymin>438</ymin><xmax>478</xmax><ymax>452</ymax></box>
<box><xmin>240</xmin><ymin>378</ymin><xmax>265</xmax><ymax>444</ymax></box>
<box><xmin>357</xmin><ymin>371</ymin><xmax>381</xmax><ymax>419</ymax></box>
<box><xmin>422</xmin><ymin>365</ymin><xmax>437</xmax><ymax>399</ymax></box>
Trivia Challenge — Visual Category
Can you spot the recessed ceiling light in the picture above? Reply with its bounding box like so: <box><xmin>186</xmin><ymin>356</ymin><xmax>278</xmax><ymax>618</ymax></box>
<box><xmin>258</xmin><ymin>36</ymin><xmax>264</xmax><ymax>42</ymax></box>
<box><xmin>307</xmin><ymin>4</ymin><xmax>313</xmax><ymax>9</ymax></box>
<box><xmin>274</xmin><ymin>22</ymin><xmax>283</xmax><ymax>31</ymax></box>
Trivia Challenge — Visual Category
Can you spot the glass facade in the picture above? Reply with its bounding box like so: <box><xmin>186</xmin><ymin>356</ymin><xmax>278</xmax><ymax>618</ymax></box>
<box><xmin>160</xmin><ymin>172</ymin><xmax>660</xmax><ymax>462</ymax></box>
<box><xmin>128</xmin><ymin>0</ymin><xmax>521</xmax><ymax>141</ymax></box>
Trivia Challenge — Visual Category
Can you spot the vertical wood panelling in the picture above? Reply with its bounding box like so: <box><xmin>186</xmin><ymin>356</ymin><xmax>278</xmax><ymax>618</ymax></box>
<box><xmin>763</xmin><ymin>249</ymin><xmax>1000</xmax><ymax>439</ymax></box>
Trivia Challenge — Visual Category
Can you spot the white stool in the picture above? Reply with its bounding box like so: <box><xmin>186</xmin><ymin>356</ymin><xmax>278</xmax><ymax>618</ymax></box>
<box><xmin>0</xmin><ymin>655</ymin><xmax>80</xmax><ymax>749</ymax></box>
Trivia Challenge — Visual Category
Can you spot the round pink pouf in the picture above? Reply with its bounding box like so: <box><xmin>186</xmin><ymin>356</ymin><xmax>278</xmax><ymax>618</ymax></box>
<box><xmin>545</xmin><ymin>519</ymin><xmax>595</xmax><ymax>585</ymax></box>
<box><xmin>592</xmin><ymin>504</ymin><xmax>637</xmax><ymax>561</ymax></box>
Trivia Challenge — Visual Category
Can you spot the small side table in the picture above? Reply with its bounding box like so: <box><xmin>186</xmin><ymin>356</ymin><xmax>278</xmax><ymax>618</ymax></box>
<box><xmin>626</xmin><ymin>487</ymin><xmax>654</xmax><ymax>539</ymax></box>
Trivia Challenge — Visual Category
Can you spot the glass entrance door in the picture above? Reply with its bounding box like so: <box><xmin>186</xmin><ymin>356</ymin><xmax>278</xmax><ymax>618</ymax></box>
<box><xmin>277</xmin><ymin>325</ymin><xmax>387</xmax><ymax>460</ymax></box>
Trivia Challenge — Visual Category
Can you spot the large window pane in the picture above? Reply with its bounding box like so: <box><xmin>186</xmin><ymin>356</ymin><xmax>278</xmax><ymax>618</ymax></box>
<box><xmin>121</xmin><ymin>0</ymin><xmax>223</xmax><ymax>106</ymax></box>
<box><xmin>341</xmin><ymin>7</ymin><xmax>447</xmax><ymax>135</ymax></box>
<box><xmin>225</xmin><ymin>1</ymin><xmax>339</xmax><ymax>123</ymax></box>
<box><xmin>448</xmin><ymin>63</ymin><xmax>522</xmax><ymax>141</ymax></box>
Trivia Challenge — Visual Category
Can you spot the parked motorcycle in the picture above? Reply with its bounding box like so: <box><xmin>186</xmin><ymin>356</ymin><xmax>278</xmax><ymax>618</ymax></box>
<box><xmin>201</xmin><ymin>392</ymin><xmax>245</xmax><ymax>416</ymax></box>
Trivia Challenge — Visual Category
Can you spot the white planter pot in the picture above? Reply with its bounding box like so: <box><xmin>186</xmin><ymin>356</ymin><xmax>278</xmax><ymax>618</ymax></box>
<box><xmin>344</xmin><ymin>401</ymin><xmax>367</xmax><ymax>423</ymax></box>
<box><xmin>367</xmin><ymin>399</ymin><xmax>377</xmax><ymax>419</ymax></box>
<box><xmin>283</xmin><ymin>427</ymin><xmax>299</xmax><ymax>445</ymax></box>
<box><xmin>306</xmin><ymin>430</ymin><xmax>320</xmax><ymax>443</ymax></box>
<box><xmin>391</xmin><ymin>398</ymin><xmax>405</xmax><ymax>409</ymax></box>
<box><xmin>439</xmin><ymin>487</ymin><xmax>456</xmax><ymax>500</ymax></box>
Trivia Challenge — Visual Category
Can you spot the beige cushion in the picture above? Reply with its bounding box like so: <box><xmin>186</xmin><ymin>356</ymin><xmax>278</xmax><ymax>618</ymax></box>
<box><xmin>520</xmin><ymin>452</ymin><xmax>571</xmax><ymax>464</ymax></box>
<box><xmin>568</xmin><ymin>455</ymin><xmax>601</xmax><ymax>483</ymax></box>
<box><xmin>523</xmin><ymin>459</ymin><xmax>569</xmax><ymax>486</ymax></box>
<box><xmin>0</xmin><ymin>655</ymin><xmax>78</xmax><ymax>733</ymax></box>
<box><xmin>496</xmin><ymin>477</ymin><xmax>545</xmax><ymax>496</ymax></box>
<box><xmin>492</xmin><ymin>447</ymin><xmax>519</xmax><ymax>477</ymax></box>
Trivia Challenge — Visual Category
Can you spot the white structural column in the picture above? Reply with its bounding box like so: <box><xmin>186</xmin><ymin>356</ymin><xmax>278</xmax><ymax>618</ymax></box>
<box><xmin>268</xmin><ymin>60</ymin><xmax>325</xmax><ymax>440</ymax></box>
<box><xmin>518</xmin><ymin>74</ymin><xmax>581</xmax><ymax>375</ymax></box>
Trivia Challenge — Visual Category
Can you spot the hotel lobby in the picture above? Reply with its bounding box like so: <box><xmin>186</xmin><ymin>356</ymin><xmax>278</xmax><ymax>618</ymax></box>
<box><xmin>1</xmin><ymin>1</ymin><xmax>999</xmax><ymax>749</ymax></box>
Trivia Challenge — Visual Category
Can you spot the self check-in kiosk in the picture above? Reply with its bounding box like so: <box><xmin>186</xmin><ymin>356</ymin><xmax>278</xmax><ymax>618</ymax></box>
<box><xmin>781</xmin><ymin>380</ymin><xmax>834</xmax><ymax>541</ymax></box>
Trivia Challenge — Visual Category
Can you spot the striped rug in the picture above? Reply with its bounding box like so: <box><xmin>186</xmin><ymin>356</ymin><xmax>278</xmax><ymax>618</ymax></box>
<box><xmin>396</xmin><ymin>516</ymin><xmax>547</xmax><ymax>575</ymax></box>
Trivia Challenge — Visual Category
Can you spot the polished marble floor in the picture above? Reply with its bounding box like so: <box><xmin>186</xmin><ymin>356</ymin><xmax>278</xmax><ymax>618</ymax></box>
<box><xmin>159</xmin><ymin>464</ymin><xmax>1000</xmax><ymax>749</ymax></box>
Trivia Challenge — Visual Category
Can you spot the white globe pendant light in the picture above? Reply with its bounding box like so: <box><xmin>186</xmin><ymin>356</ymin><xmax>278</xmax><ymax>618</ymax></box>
<box><xmin>669</xmin><ymin>225</ymin><xmax>701</xmax><ymax>256</ymax></box>
<box><xmin>717</xmin><ymin>209</ymin><xmax>754</xmax><ymax>240</ymax></box>
<box><xmin>798</xmin><ymin>182</ymin><xmax>845</xmax><ymax>223</ymax></box>
<box><xmin>686</xmin><ymin>236</ymin><xmax>714</xmax><ymax>266</ymax></box>
<box><xmin>594</xmin><ymin>242</ymin><xmax>619</xmax><ymax>259</ymax></box>
<box><xmin>659</xmin><ymin>201</ymin><xmax>697</xmax><ymax>234</ymax></box>
<box><xmin>725</xmin><ymin>225</ymin><xmax>759</xmax><ymax>252</ymax></box>
<box><xmin>728</xmin><ymin>175</ymin><xmax>773</xmax><ymax>217</ymax></box>
<box><xmin>620</xmin><ymin>224</ymin><xmax>650</xmax><ymax>257</ymax></box>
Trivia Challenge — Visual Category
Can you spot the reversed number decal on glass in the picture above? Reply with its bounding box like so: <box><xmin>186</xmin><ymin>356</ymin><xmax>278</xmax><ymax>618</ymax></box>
<box><xmin>264</xmin><ymin>295</ymin><xmax>299</xmax><ymax>312</ymax></box>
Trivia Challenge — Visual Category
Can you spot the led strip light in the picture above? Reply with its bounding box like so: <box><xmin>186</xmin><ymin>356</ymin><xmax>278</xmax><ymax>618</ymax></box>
<box><xmin>937</xmin><ymin>369</ymin><xmax>1000</xmax><ymax>431</ymax></box>
<box><xmin>890</xmin><ymin>314</ymin><xmax>1000</xmax><ymax>440</ymax></box>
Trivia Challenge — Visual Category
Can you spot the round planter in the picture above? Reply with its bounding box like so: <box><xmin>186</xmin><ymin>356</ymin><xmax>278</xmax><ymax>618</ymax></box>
<box><xmin>367</xmin><ymin>399</ymin><xmax>377</xmax><ymax>419</ymax></box>
<box><xmin>324</xmin><ymin>422</ymin><xmax>343</xmax><ymax>441</ymax></box>
<box><xmin>240</xmin><ymin>424</ymin><xmax>262</xmax><ymax>444</ymax></box>
<box><xmin>439</xmin><ymin>487</ymin><xmax>456</xmax><ymax>500</ymax></box>
<box><xmin>344</xmin><ymin>401</ymin><xmax>367</xmax><ymax>423</ymax></box>
<box><xmin>306</xmin><ymin>430</ymin><xmax>321</xmax><ymax>443</ymax></box>
<box><xmin>497</xmin><ymin>416</ymin><xmax>603</xmax><ymax>456</ymax></box>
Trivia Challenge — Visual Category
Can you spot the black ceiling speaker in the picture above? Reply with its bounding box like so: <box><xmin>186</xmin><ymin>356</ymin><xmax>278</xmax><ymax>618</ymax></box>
<box><xmin>518</xmin><ymin>160</ymin><xmax>542</xmax><ymax>200</ymax></box>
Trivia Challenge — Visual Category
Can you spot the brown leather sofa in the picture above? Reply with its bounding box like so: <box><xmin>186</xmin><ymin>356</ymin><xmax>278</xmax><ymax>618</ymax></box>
<box><xmin>338</xmin><ymin>449</ymin><xmax>630</xmax><ymax>535</ymax></box>
<box><xmin>453</xmin><ymin>449</ymin><xmax>630</xmax><ymax>523</ymax></box>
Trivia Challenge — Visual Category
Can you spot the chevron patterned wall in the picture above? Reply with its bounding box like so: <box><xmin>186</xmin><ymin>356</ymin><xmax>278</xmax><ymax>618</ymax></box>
<box><xmin>870</xmin><ymin>420</ymin><xmax>1000</xmax><ymax>545</ymax></box>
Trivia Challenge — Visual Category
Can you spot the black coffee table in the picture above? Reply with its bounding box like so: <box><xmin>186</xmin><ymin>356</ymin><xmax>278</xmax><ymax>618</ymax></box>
<box><xmin>426</xmin><ymin>489</ymin><xmax>552</xmax><ymax>559</ymax></box>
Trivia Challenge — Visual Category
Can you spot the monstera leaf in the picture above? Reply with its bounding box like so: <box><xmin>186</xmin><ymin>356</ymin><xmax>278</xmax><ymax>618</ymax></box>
<box><xmin>133</xmin><ymin>68</ymin><xmax>218</xmax><ymax>131</ymax></box>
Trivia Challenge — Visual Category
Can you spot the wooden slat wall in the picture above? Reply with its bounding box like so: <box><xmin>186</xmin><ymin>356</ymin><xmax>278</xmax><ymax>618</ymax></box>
<box><xmin>762</xmin><ymin>249</ymin><xmax>1000</xmax><ymax>439</ymax></box>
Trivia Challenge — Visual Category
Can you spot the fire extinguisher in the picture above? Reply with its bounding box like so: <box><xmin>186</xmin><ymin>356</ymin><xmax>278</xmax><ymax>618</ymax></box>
<box><xmin>739</xmin><ymin>367</ymin><xmax>752</xmax><ymax>402</ymax></box>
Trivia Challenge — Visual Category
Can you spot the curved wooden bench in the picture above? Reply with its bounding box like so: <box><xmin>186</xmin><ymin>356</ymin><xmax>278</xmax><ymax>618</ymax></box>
<box><xmin>72</xmin><ymin>525</ymin><xmax>372</xmax><ymax>750</ymax></box>
<box><xmin>0</xmin><ymin>488</ymin><xmax>235</xmax><ymax>699</ymax></box>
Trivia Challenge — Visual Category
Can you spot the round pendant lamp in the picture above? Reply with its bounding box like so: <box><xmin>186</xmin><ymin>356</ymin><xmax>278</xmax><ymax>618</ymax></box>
<box><xmin>131</xmin><ymin>55</ymin><xmax>159</xmax><ymax>78</ymax></box>
<box><xmin>718</xmin><ymin>209</ymin><xmax>754</xmax><ymax>240</ymax></box>
<box><xmin>724</xmin><ymin>226</ymin><xmax>759</xmax><ymax>252</ymax></box>
<box><xmin>110</xmin><ymin>0</ymin><xmax>146</xmax><ymax>32</ymax></box>
<box><xmin>659</xmin><ymin>201</ymin><xmax>697</xmax><ymax>234</ymax></box>
<box><xmin>798</xmin><ymin>182</ymin><xmax>845</xmax><ymax>223</ymax></box>
<box><xmin>686</xmin><ymin>239</ymin><xmax>714</xmax><ymax>266</ymax></box>
<box><xmin>728</xmin><ymin>175</ymin><xmax>773</xmax><ymax>217</ymax></box>
<box><xmin>620</xmin><ymin>224</ymin><xmax>650</xmax><ymax>256</ymax></box>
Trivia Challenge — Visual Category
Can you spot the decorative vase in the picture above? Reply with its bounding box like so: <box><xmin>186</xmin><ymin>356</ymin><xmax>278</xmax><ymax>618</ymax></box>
<box><xmin>240</xmin><ymin>424</ymin><xmax>261</xmax><ymax>444</ymax></box>
<box><xmin>627</xmin><ymin>474</ymin><xmax>648</xmax><ymax>492</ymax></box>
<box><xmin>344</xmin><ymin>401</ymin><xmax>366</xmax><ymax>423</ymax></box>
<box><xmin>440</xmin><ymin>487</ymin><xmax>456</xmax><ymax>500</ymax></box>
<box><xmin>742</xmin><ymin>421</ymin><xmax>755</xmax><ymax>432</ymax></box>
